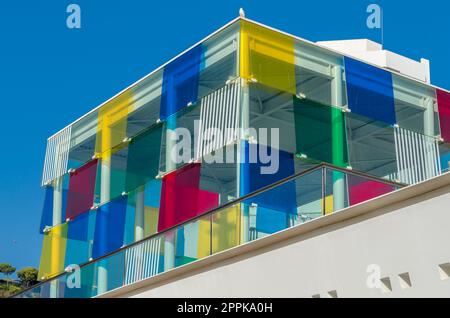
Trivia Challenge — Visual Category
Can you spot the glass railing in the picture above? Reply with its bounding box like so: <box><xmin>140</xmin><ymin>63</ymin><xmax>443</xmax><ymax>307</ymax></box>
<box><xmin>14</xmin><ymin>163</ymin><xmax>404</xmax><ymax>298</ymax></box>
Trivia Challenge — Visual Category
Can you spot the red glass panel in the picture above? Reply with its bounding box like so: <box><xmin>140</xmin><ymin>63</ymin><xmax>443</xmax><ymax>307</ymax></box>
<box><xmin>66</xmin><ymin>159</ymin><xmax>98</xmax><ymax>220</ymax></box>
<box><xmin>348</xmin><ymin>177</ymin><xmax>395</xmax><ymax>206</ymax></box>
<box><xmin>437</xmin><ymin>89</ymin><xmax>450</xmax><ymax>143</ymax></box>
<box><xmin>158</xmin><ymin>163</ymin><xmax>219</xmax><ymax>232</ymax></box>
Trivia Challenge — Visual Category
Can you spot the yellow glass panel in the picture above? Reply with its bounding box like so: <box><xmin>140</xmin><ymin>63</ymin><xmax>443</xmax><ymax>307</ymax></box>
<box><xmin>197</xmin><ymin>219</ymin><xmax>211</xmax><ymax>259</ymax></box>
<box><xmin>144</xmin><ymin>206</ymin><xmax>159</xmax><ymax>238</ymax></box>
<box><xmin>325</xmin><ymin>195</ymin><xmax>333</xmax><ymax>215</ymax></box>
<box><xmin>240</xmin><ymin>20</ymin><xmax>296</xmax><ymax>94</ymax></box>
<box><xmin>95</xmin><ymin>89</ymin><xmax>134</xmax><ymax>157</ymax></box>
<box><xmin>38</xmin><ymin>223</ymin><xmax>68</xmax><ymax>280</ymax></box>
<box><xmin>212</xmin><ymin>205</ymin><xmax>241</xmax><ymax>254</ymax></box>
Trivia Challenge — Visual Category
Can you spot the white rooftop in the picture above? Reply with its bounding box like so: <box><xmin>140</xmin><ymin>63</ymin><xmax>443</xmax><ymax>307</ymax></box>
<box><xmin>317</xmin><ymin>39</ymin><xmax>431</xmax><ymax>83</ymax></box>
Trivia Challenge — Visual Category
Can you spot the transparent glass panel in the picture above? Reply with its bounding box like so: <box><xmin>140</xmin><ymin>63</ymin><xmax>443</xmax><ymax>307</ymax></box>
<box><xmin>94</xmin><ymin>146</ymin><xmax>128</xmax><ymax>204</ymax></box>
<box><xmin>159</xmin><ymin>103</ymin><xmax>201</xmax><ymax>174</ymax></box>
<box><xmin>127</xmin><ymin>69</ymin><xmax>163</xmax><ymax>137</ymax></box>
<box><xmin>123</xmin><ymin>179</ymin><xmax>162</xmax><ymax>243</ymax></box>
<box><xmin>174</xmin><ymin>215</ymin><xmax>211</xmax><ymax>267</ymax></box>
<box><xmin>295</xmin><ymin>41</ymin><xmax>347</xmax><ymax>108</ymax></box>
<box><xmin>248</xmin><ymin>83</ymin><xmax>296</xmax><ymax>154</ymax></box>
<box><xmin>296</xmin><ymin>168</ymin><xmax>324</xmax><ymax>222</ymax></box>
<box><xmin>199</xmin><ymin>21</ymin><xmax>239</xmax><ymax>97</ymax></box>
<box><xmin>123</xmin><ymin>193</ymin><xmax>136</xmax><ymax>246</ymax></box>
<box><xmin>68</xmin><ymin>110</ymin><xmax>98</xmax><ymax>170</ymax></box>
<box><xmin>324</xmin><ymin>170</ymin><xmax>348</xmax><ymax>215</ymax></box>
<box><xmin>199</xmin><ymin>143</ymin><xmax>239</xmax><ymax>205</ymax></box>
<box><xmin>160</xmin><ymin>229</ymin><xmax>177</xmax><ymax>273</ymax></box>
<box><xmin>346</xmin><ymin>112</ymin><xmax>398</xmax><ymax>181</ymax></box>
<box><xmin>393</xmin><ymin>75</ymin><xmax>439</xmax><ymax>137</ymax></box>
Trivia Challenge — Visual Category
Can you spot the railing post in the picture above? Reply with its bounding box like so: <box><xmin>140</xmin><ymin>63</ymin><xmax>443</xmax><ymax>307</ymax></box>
<box><xmin>50</xmin><ymin>156</ymin><xmax>63</xmax><ymax>298</ymax></box>
<box><xmin>331</xmin><ymin>65</ymin><xmax>346</xmax><ymax>213</ymax></box>
<box><xmin>424</xmin><ymin>97</ymin><xmax>437</xmax><ymax>179</ymax></box>
<box><xmin>239</xmin><ymin>78</ymin><xmax>250</xmax><ymax>243</ymax></box>
<box><xmin>135</xmin><ymin>188</ymin><xmax>145</xmax><ymax>241</ymax></box>
<box><xmin>163</xmin><ymin>115</ymin><xmax>177</xmax><ymax>270</ymax></box>
<box><xmin>97</xmin><ymin>151</ymin><xmax>111</xmax><ymax>295</ymax></box>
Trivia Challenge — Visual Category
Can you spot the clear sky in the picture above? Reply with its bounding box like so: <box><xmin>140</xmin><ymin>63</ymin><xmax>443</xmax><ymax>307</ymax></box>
<box><xmin>0</xmin><ymin>0</ymin><xmax>449</xmax><ymax>272</ymax></box>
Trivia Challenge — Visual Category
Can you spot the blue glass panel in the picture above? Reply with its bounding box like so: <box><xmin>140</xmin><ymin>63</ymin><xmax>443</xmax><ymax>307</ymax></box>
<box><xmin>240</xmin><ymin>142</ymin><xmax>297</xmax><ymax>233</ymax></box>
<box><xmin>65</xmin><ymin>211</ymin><xmax>95</xmax><ymax>267</ymax></box>
<box><xmin>240</xmin><ymin>142</ymin><xmax>296</xmax><ymax>196</ymax></box>
<box><xmin>39</xmin><ymin>187</ymin><xmax>53</xmax><ymax>234</ymax></box>
<box><xmin>160</xmin><ymin>45</ymin><xmax>202</xmax><ymax>119</ymax></box>
<box><xmin>255</xmin><ymin>206</ymin><xmax>289</xmax><ymax>234</ymax></box>
<box><xmin>175</xmin><ymin>227</ymin><xmax>186</xmax><ymax>267</ymax></box>
<box><xmin>123</xmin><ymin>193</ymin><xmax>136</xmax><ymax>245</ymax></box>
<box><xmin>145</xmin><ymin>179</ymin><xmax>162</xmax><ymax>207</ymax></box>
<box><xmin>104</xmin><ymin>252</ymin><xmax>125</xmax><ymax>291</ymax></box>
<box><xmin>39</xmin><ymin>186</ymin><xmax>69</xmax><ymax>233</ymax></box>
<box><xmin>92</xmin><ymin>196</ymin><xmax>127</xmax><ymax>259</ymax></box>
<box><xmin>345</xmin><ymin>57</ymin><xmax>396</xmax><ymax>125</ymax></box>
<box><xmin>440</xmin><ymin>147</ymin><xmax>450</xmax><ymax>172</ymax></box>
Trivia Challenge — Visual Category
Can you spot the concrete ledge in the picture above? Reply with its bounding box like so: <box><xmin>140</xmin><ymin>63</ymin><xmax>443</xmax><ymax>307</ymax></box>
<box><xmin>98</xmin><ymin>172</ymin><xmax>450</xmax><ymax>298</ymax></box>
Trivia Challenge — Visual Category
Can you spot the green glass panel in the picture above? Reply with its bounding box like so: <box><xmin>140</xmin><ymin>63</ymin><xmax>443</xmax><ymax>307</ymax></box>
<box><xmin>125</xmin><ymin>124</ymin><xmax>163</xmax><ymax>193</ymax></box>
<box><xmin>293</xmin><ymin>96</ymin><xmax>348</xmax><ymax>167</ymax></box>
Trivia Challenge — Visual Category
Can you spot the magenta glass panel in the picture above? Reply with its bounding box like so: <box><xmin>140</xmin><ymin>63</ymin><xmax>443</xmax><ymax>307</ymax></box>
<box><xmin>437</xmin><ymin>89</ymin><xmax>450</xmax><ymax>143</ymax></box>
<box><xmin>158</xmin><ymin>163</ymin><xmax>219</xmax><ymax>232</ymax></box>
<box><xmin>348</xmin><ymin>176</ymin><xmax>396</xmax><ymax>206</ymax></box>
<box><xmin>66</xmin><ymin>159</ymin><xmax>98</xmax><ymax>220</ymax></box>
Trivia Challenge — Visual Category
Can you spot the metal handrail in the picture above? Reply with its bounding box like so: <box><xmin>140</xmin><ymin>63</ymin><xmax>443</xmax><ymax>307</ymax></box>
<box><xmin>13</xmin><ymin>162</ymin><xmax>405</xmax><ymax>297</ymax></box>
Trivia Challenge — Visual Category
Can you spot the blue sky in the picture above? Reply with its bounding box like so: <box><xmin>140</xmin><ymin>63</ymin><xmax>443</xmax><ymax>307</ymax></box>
<box><xmin>0</xmin><ymin>0</ymin><xmax>449</xmax><ymax>273</ymax></box>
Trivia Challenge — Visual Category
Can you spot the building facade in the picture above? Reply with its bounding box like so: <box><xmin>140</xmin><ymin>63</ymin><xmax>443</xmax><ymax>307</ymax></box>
<box><xmin>16</xmin><ymin>17</ymin><xmax>450</xmax><ymax>298</ymax></box>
